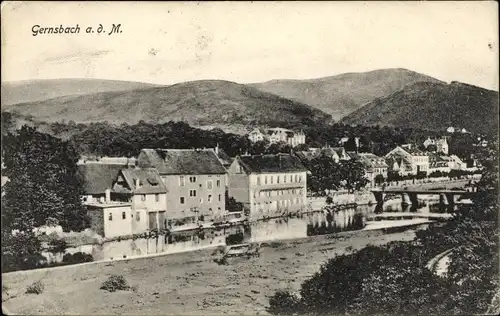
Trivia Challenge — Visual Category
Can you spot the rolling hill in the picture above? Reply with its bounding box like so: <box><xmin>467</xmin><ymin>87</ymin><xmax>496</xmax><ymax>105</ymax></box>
<box><xmin>3</xmin><ymin>80</ymin><xmax>332</xmax><ymax>129</ymax></box>
<box><xmin>341</xmin><ymin>81</ymin><xmax>499</xmax><ymax>135</ymax></box>
<box><xmin>1</xmin><ymin>78</ymin><xmax>162</xmax><ymax>106</ymax></box>
<box><xmin>250</xmin><ymin>68</ymin><xmax>444</xmax><ymax>120</ymax></box>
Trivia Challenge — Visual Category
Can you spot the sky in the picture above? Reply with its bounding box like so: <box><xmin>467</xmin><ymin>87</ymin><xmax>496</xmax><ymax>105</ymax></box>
<box><xmin>1</xmin><ymin>1</ymin><xmax>499</xmax><ymax>90</ymax></box>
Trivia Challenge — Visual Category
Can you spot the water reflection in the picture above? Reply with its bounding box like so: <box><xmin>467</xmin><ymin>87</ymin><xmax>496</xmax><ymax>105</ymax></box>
<box><xmin>50</xmin><ymin>197</ymin><xmax>463</xmax><ymax>263</ymax></box>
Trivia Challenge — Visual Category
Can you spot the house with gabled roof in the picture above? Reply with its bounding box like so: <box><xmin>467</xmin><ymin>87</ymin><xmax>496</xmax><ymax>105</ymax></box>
<box><xmin>137</xmin><ymin>148</ymin><xmax>227</xmax><ymax>225</ymax></box>
<box><xmin>348</xmin><ymin>152</ymin><xmax>388</xmax><ymax>184</ymax></box>
<box><xmin>77</xmin><ymin>161</ymin><xmax>133</xmax><ymax>204</ymax></box>
<box><xmin>111</xmin><ymin>168</ymin><xmax>167</xmax><ymax>232</ymax></box>
<box><xmin>227</xmin><ymin>153</ymin><xmax>308</xmax><ymax>221</ymax></box>
<box><xmin>385</xmin><ymin>144</ymin><xmax>430</xmax><ymax>175</ymax></box>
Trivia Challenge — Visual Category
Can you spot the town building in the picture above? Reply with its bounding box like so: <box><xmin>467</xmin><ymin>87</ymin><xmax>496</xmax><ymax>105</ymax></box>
<box><xmin>349</xmin><ymin>153</ymin><xmax>388</xmax><ymax>184</ymax></box>
<box><xmin>86</xmin><ymin>201</ymin><xmax>133</xmax><ymax>238</ymax></box>
<box><xmin>227</xmin><ymin>154</ymin><xmax>308</xmax><ymax>221</ymax></box>
<box><xmin>385</xmin><ymin>144</ymin><xmax>430</xmax><ymax>175</ymax></box>
<box><xmin>111</xmin><ymin>168</ymin><xmax>168</xmax><ymax>232</ymax></box>
<box><xmin>428</xmin><ymin>153</ymin><xmax>451</xmax><ymax>174</ymax></box>
<box><xmin>137</xmin><ymin>148</ymin><xmax>227</xmax><ymax>226</ymax></box>
<box><xmin>247</xmin><ymin>127</ymin><xmax>306</xmax><ymax>147</ymax></box>
<box><xmin>385</xmin><ymin>156</ymin><xmax>414</xmax><ymax>177</ymax></box>
<box><xmin>423</xmin><ymin>137</ymin><xmax>449</xmax><ymax>155</ymax></box>
<box><xmin>446</xmin><ymin>126</ymin><xmax>468</xmax><ymax>134</ymax></box>
<box><xmin>296</xmin><ymin>146</ymin><xmax>350</xmax><ymax>163</ymax></box>
<box><xmin>448</xmin><ymin>155</ymin><xmax>466</xmax><ymax>170</ymax></box>
<box><xmin>77</xmin><ymin>158</ymin><xmax>136</xmax><ymax>203</ymax></box>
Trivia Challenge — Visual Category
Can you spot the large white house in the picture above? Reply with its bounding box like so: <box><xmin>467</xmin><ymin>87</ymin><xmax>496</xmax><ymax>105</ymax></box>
<box><xmin>385</xmin><ymin>144</ymin><xmax>430</xmax><ymax>176</ymax></box>
<box><xmin>227</xmin><ymin>154</ymin><xmax>308</xmax><ymax>221</ymax></box>
<box><xmin>247</xmin><ymin>127</ymin><xmax>306</xmax><ymax>147</ymax></box>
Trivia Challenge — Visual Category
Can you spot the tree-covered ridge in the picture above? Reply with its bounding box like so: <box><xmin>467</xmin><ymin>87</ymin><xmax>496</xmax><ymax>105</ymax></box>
<box><xmin>2</xmin><ymin>111</ymin><xmax>488</xmax><ymax>162</ymax></box>
<box><xmin>268</xmin><ymin>140</ymin><xmax>499</xmax><ymax>315</ymax></box>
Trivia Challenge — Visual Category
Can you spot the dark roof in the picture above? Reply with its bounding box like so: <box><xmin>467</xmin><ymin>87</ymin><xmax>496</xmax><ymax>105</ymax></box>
<box><xmin>139</xmin><ymin>149</ymin><xmax>227</xmax><ymax>175</ymax></box>
<box><xmin>295</xmin><ymin>151</ymin><xmax>319</xmax><ymax>161</ymax></box>
<box><xmin>77</xmin><ymin>163</ymin><xmax>126</xmax><ymax>194</ymax></box>
<box><xmin>113</xmin><ymin>168</ymin><xmax>167</xmax><ymax>194</ymax></box>
<box><xmin>237</xmin><ymin>154</ymin><xmax>308</xmax><ymax>173</ymax></box>
<box><xmin>214</xmin><ymin>148</ymin><xmax>233</xmax><ymax>167</ymax></box>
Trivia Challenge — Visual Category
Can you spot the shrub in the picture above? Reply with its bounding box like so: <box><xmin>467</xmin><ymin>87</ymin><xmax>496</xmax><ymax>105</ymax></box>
<box><xmin>26</xmin><ymin>281</ymin><xmax>44</xmax><ymax>294</ymax></box>
<box><xmin>268</xmin><ymin>291</ymin><xmax>303</xmax><ymax>315</ymax></box>
<box><xmin>48</xmin><ymin>239</ymin><xmax>67</xmax><ymax>253</ymax></box>
<box><xmin>214</xmin><ymin>257</ymin><xmax>228</xmax><ymax>265</ymax></box>
<box><xmin>62</xmin><ymin>252</ymin><xmax>93</xmax><ymax>264</ymax></box>
<box><xmin>100</xmin><ymin>275</ymin><xmax>131</xmax><ymax>292</ymax></box>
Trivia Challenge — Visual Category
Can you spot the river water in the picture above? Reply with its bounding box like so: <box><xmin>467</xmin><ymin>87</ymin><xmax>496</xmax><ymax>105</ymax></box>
<box><xmin>44</xmin><ymin>196</ymin><xmax>463</xmax><ymax>263</ymax></box>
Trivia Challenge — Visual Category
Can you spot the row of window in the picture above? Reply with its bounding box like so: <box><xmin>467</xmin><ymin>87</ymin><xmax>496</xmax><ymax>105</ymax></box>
<box><xmin>140</xmin><ymin>193</ymin><xmax>161</xmax><ymax>202</ymax></box>
<box><xmin>181</xmin><ymin>193</ymin><xmax>222</xmax><ymax>204</ymax></box>
<box><xmin>109</xmin><ymin>211</ymin><xmax>127</xmax><ymax>221</ymax></box>
<box><xmin>187</xmin><ymin>207</ymin><xmax>222</xmax><ymax>212</ymax></box>
<box><xmin>178</xmin><ymin>176</ymin><xmax>221</xmax><ymax>188</ymax></box>
<box><xmin>256</xmin><ymin>174</ymin><xmax>303</xmax><ymax>185</ymax></box>
<box><xmin>253</xmin><ymin>188</ymin><xmax>304</xmax><ymax>198</ymax></box>
<box><xmin>254</xmin><ymin>198</ymin><xmax>302</xmax><ymax>209</ymax></box>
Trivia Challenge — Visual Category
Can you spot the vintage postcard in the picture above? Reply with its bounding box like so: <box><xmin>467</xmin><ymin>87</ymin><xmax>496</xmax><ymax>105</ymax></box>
<box><xmin>1</xmin><ymin>1</ymin><xmax>499</xmax><ymax>315</ymax></box>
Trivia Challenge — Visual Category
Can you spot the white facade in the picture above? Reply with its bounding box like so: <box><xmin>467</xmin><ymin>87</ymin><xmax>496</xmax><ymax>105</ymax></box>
<box><xmin>385</xmin><ymin>146</ymin><xmax>430</xmax><ymax>175</ymax></box>
<box><xmin>247</xmin><ymin>127</ymin><xmax>306</xmax><ymax>147</ymax></box>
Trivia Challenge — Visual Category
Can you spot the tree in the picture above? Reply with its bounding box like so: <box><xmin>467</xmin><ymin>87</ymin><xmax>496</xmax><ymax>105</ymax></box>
<box><xmin>1</xmin><ymin>126</ymin><xmax>90</xmax><ymax>271</ymax></box>
<box><xmin>269</xmin><ymin>139</ymin><xmax>499</xmax><ymax>316</ymax></box>
<box><xmin>225</xmin><ymin>191</ymin><xmax>244</xmax><ymax>213</ymax></box>
<box><xmin>343</xmin><ymin>137</ymin><xmax>358</xmax><ymax>152</ymax></box>
<box><xmin>374</xmin><ymin>174</ymin><xmax>385</xmax><ymax>185</ymax></box>
<box><xmin>306</xmin><ymin>154</ymin><xmax>342</xmax><ymax>196</ymax></box>
<box><xmin>338</xmin><ymin>159</ymin><xmax>369</xmax><ymax>193</ymax></box>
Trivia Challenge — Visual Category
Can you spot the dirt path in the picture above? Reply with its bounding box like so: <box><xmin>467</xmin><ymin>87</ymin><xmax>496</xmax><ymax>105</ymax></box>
<box><xmin>3</xmin><ymin>229</ymin><xmax>416</xmax><ymax>315</ymax></box>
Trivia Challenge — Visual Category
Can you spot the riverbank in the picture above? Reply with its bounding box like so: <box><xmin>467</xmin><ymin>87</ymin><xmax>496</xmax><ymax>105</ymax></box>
<box><xmin>3</xmin><ymin>227</ymin><xmax>418</xmax><ymax>315</ymax></box>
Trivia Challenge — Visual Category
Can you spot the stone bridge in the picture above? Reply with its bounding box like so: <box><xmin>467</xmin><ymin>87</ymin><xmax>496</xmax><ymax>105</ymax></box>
<box><xmin>371</xmin><ymin>188</ymin><xmax>476</xmax><ymax>206</ymax></box>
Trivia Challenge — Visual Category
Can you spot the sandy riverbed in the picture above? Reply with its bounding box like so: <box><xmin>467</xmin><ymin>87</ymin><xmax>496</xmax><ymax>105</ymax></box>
<box><xmin>3</xmin><ymin>228</ymin><xmax>417</xmax><ymax>315</ymax></box>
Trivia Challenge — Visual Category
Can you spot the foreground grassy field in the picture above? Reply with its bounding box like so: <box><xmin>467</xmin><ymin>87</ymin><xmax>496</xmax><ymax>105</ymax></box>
<box><xmin>3</xmin><ymin>229</ymin><xmax>416</xmax><ymax>315</ymax></box>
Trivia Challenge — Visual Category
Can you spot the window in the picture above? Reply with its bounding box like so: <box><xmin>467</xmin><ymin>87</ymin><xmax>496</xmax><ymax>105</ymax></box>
<box><xmin>216</xmin><ymin>180</ymin><xmax>221</xmax><ymax>188</ymax></box>
<box><xmin>284</xmin><ymin>175</ymin><xmax>287</xmax><ymax>183</ymax></box>
<box><xmin>208</xmin><ymin>195</ymin><xmax>213</xmax><ymax>203</ymax></box>
<box><xmin>200</xmin><ymin>198</ymin><xmax>203</xmax><ymax>204</ymax></box>
<box><xmin>109</xmin><ymin>213</ymin><xmax>113</xmax><ymax>221</ymax></box>
<box><xmin>264</xmin><ymin>176</ymin><xmax>268</xmax><ymax>184</ymax></box>
<box><xmin>189</xmin><ymin>176</ymin><xmax>197</xmax><ymax>183</ymax></box>
<box><xmin>141</xmin><ymin>194</ymin><xmax>146</xmax><ymax>201</ymax></box>
<box><xmin>190</xmin><ymin>189</ymin><xmax>197</xmax><ymax>197</ymax></box>
<box><xmin>290</xmin><ymin>175</ymin><xmax>293</xmax><ymax>182</ymax></box>
<box><xmin>295</xmin><ymin>175</ymin><xmax>298</xmax><ymax>182</ymax></box>
<box><xmin>136</xmin><ymin>212</ymin><xmax>140</xmax><ymax>221</ymax></box>
<box><xmin>155</xmin><ymin>194</ymin><xmax>160</xmax><ymax>202</ymax></box>
<box><xmin>277</xmin><ymin>176</ymin><xmax>280</xmax><ymax>184</ymax></box>
<box><xmin>122</xmin><ymin>212</ymin><xmax>126</xmax><ymax>219</ymax></box>
<box><xmin>218</xmin><ymin>194</ymin><xmax>221</xmax><ymax>202</ymax></box>
<box><xmin>207</xmin><ymin>180</ymin><xmax>213</xmax><ymax>190</ymax></box>
<box><xmin>180</xmin><ymin>197</ymin><xmax>185</xmax><ymax>204</ymax></box>
<box><xmin>257</xmin><ymin>176</ymin><xmax>261</xmax><ymax>185</ymax></box>
<box><xmin>179</xmin><ymin>176</ymin><xmax>186</xmax><ymax>187</ymax></box>
<box><xmin>270</xmin><ymin>176</ymin><xmax>274</xmax><ymax>184</ymax></box>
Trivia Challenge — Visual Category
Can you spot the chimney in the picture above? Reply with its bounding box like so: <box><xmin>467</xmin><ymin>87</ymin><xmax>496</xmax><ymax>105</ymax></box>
<box><xmin>105</xmin><ymin>188</ymin><xmax>111</xmax><ymax>202</ymax></box>
<box><xmin>135</xmin><ymin>178</ymin><xmax>140</xmax><ymax>188</ymax></box>
<box><xmin>215</xmin><ymin>143</ymin><xmax>219</xmax><ymax>155</ymax></box>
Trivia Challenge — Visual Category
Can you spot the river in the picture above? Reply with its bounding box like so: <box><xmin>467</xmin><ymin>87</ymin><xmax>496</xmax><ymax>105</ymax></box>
<box><xmin>39</xmin><ymin>192</ymin><xmax>468</xmax><ymax>265</ymax></box>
